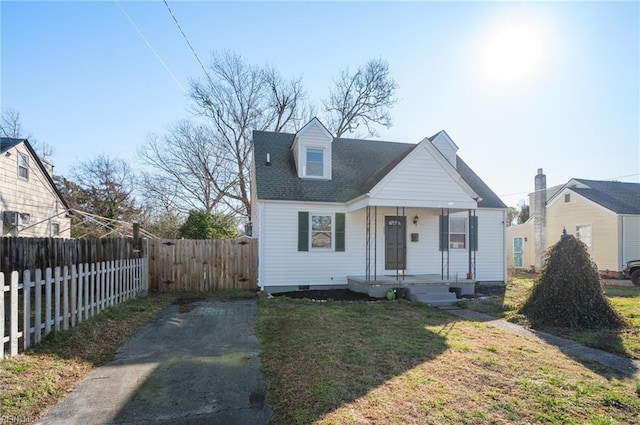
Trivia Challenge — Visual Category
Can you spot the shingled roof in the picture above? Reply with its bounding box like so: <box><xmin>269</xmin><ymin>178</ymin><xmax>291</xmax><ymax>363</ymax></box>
<box><xmin>253</xmin><ymin>130</ymin><xmax>506</xmax><ymax>209</ymax></box>
<box><xmin>568</xmin><ymin>179</ymin><xmax>640</xmax><ymax>214</ymax></box>
<box><xmin>1</xmin><ymin>137</ymin><xmax>25</xmax><ymax>153</ymax></box>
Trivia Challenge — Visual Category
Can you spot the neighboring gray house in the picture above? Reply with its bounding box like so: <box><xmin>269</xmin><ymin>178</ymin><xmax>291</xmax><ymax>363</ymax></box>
<box><xmin>251</xmin><ymin>118</ymin><xmax>507</xmax><ymax>294</ymax></box>
<box><xmin>0</xmin><ymin>138</ymin><xmax>70</xmax><ymax>238</ymax></box>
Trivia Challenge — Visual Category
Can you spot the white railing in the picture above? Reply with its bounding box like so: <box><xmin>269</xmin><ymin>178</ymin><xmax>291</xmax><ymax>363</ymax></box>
<box><xmin>1</xmin><ymin>257</ymin><xmax>148</xmax><ymax>359</ymax></box>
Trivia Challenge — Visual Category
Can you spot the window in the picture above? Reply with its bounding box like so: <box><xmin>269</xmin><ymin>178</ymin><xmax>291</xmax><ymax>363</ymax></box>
<box><xmin>18</xmin><ymin>153</ymin><xmax>28</xmax><ymax>179</ymax></box>
<box><xmin>19</xmin><ymin>213</ymin><xmax>30</xmax><ymax>224</ymax></box>
<box><xmin>306</xmin><ymin>148</ymin><xmax>324</xmax><ymax>177</ymax></box>
<box><xmin>575</xmin><ymin>224</ymin><xmax>592</xmax><ymax>249</ymax></box>
<box><xmin>51</xmin><ymin>222</ymin><xmax>60</xmax><ymax>236</ymax></box>
<box><xmin>449</xmin><ymin>217</ymin><xmax>466</xmax><ymax>249</ymax></box>
<box><xmin>565</xmin><ymin>194</ymin><xmax>571</xmax><ymax>203</ymax></box>
<box><xmin>311</xmin><ymin>214</ymin><xmax>332</xmax><ymax>249</ymax></box>
<box><xmin>298</xmin><ymin>212</ymin><xmax>345</xmax><ymax>252</ymax></box>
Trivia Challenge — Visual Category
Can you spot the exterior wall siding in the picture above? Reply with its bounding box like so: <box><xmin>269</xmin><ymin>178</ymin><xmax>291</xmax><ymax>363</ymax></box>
<box><xmin>372</xmin><ymin>144</ymin><xmax>473</xmax><ymax>205</ymax></box>
<box><xmin>258</xmin><ymin>202</ymin><xmax>505</xmax><ymax>288</ymax></box>
<box><xmin>506</xmin><ymin>220</ymin><xmax>535</xmax><ymax>270</ymax></box>
<box><xmin>546</xmin><ymin>189</ymin><xmax>618</xmax><ymax>271</ymax></box>
<box><xmin>0</xmin><ymin>144</ymin><xmax>70</xmax><ymax>238</ymax></box>
<box><xmin>621</xmin><ymin>215</ymin><xmax>640</xmax><ymax>265</ymax></box>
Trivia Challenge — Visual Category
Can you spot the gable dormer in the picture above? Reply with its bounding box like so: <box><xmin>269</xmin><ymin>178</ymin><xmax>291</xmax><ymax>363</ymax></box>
<box><xmin>429</xmin><ymin>130</ymin><xmax>458</xmax><ymax>167</ymax></box>
<box><xmin>291</xmin><ymin>118</ymin><xmax>333</xmax><ymax>180</ymax></box>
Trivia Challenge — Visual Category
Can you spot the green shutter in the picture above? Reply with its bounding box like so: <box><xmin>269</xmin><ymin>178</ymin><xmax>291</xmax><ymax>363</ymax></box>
<box><xmin>439</xmin><ymin>214</ymin><xmax>449</xmax><ymax>251</ymax></box>
<box><xmin>470</xmin><ymin>215</ymin><xmax>478</xmax><ymax>251</ymax></box>
<box><xmin>298</xmin><ymin>212</ymin><xmax>309</xmax><ymax>251</ymax></box>
<box><xmin>335</xmin><ymin>213</ymin><xmax>346</xmax><ymax>252</ymax></box>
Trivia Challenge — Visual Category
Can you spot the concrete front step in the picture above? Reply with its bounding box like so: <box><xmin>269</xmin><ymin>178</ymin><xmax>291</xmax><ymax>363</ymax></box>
<box><xmin>406</xmin><ymin>287</ymin><xmax>459</xmax><ymax>307</ymax></box>
<box><xmin>408</xmin><ymin>286</ymin><xmax>455</xmax><ymax>296</ymax></box>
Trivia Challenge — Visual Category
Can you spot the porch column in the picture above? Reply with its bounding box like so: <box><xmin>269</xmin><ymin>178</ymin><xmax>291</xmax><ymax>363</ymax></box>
<box><xmin>468</xmin><ymin>209</ymin><xmax>478</xmax><ymax>280</ymax></box>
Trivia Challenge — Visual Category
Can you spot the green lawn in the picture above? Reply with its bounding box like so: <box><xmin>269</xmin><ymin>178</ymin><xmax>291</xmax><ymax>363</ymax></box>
<box><xmin>257</xmin><ymin>297</ymin><xmax>640</xmax><ymax>425</ymax></box>
<box><xmin>460</xmin><ymin>276</ymin><xmax>640</xmax><ymax>359</ymax></box>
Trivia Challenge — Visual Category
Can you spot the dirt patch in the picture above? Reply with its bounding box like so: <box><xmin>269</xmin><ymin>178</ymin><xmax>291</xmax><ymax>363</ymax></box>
<box><xmin>273</xmin><ymin>289</ymin><xmax>379</xmax><ymax>301</ymax></box>
<box><xmin>173</xmin><ymin>297</ymin><xmax>206</xmax><ymax>313</ymax></box>
<box><xmin>475</xmin><ymin>285</ymin><xmax>506</xmax><ymax>297</ymax></box>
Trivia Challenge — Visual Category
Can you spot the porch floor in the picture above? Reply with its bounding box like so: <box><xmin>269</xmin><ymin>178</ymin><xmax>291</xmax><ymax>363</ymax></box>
<box><xmin>347</xmin><ymin>274</ymin><xmax>476</xmax><ymax>306</ymax></box>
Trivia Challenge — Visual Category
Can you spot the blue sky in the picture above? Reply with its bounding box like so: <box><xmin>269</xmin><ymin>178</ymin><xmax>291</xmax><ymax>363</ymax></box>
<box><xmin>2</xmin><ymin>0</ymin><xmax>639</xmax><ymax>207</ymax></box>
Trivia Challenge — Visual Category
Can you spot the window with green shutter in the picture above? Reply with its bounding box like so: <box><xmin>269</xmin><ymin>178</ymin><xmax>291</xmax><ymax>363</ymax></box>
<box><xmin>335</xmin><ymin>213</ymin><xmax>345</xmax><ymax>252</ymax></box>
<box><xmin>439</xmin><ymin>214</ymin><xmax>449</xmax><ymax>252</ymax></box>
<box><xmin>298</xmin><ymin>212</ymin><xmax>309</xmax><ymax>251</ymax></box>
<box><xmin>469</xmin><ymin>215</ymin><xmax>478</xmax><ymax>251</ymax></box>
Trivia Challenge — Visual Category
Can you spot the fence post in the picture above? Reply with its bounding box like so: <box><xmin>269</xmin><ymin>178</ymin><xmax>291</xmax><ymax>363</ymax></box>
<box><xmin>63</xmin><ymin>266</ymin><xmax>69</xmax><ymax>331</ymax></box>
<box><xmin>23</xmin><ymin>270</ymin><xmax>31</xmax><ymax>351</ymax></box>
<box><xmin>54</xmin><ymin>266</ymin><xmax>61</xmax><ymax>332</ymax></box>
<box><xmin>71</xmin><ymin>264</ymin><xmax>77</xmax><ymax>327</ymax></box>
<box><xmin>0</xmin><ymin>272</ymin><xmax>4</xmax><ymax>359</ymax></box>
<box><xmin>45</xmin><ymin>267</ymin><xmax>52</xmax><ymax>337</ymax></box>
<box><xmin>10</xmin><ymin>271</ymin><xmax>19</xmax><ymax>357</ymax></box>
<box><xmin>34</xmin><ymin>269</ymin><xmax>42</xmax><ymax>344</ymax></box>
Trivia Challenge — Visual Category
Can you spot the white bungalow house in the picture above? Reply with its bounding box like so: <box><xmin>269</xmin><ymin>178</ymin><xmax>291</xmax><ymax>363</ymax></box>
<box><xmin>251</xmin><ymin>118</ymin><xmax>507</xmax><ymax>302</ymax></box>
<box><xmin>0</xmin><ymin>138</ymin><xmax>71</xmax><ymax>238</ymax></box>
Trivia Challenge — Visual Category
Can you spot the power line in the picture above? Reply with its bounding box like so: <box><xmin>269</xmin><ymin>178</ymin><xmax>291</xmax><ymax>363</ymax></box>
<box><xmin>498</xmin><ymin>173</ymin><xmax>640</xmax><ymax>199</ymax></box>
<box><xmin>162</xmin><ymin>0</ymin><xmax>211</xmax><ymax>84</ymax></box>
<box><xmin>113</xmin><ymin>0</ymin><xmax>187</xmax><ymax>94</ymax></box>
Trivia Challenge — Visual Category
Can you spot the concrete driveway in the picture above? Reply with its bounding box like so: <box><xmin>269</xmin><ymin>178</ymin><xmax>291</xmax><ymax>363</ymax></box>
<box><xmin>37</xmin><ymin>298</ymin><xmax>272</xmax><ymax>425</ymax></box>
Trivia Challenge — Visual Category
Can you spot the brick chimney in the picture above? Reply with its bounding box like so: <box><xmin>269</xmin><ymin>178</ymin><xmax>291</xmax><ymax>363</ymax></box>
<box><xmin>534</xmin><ymin>168</ymin><xmax>546</xmax><ymax>270</ymax></box>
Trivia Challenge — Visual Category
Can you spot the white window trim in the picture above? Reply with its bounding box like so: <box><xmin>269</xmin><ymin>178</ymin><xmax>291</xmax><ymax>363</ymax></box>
<box><xmin>51</xmin><ymin>221</ymin><xmax>61</xmax><ymax>237</ymax></box>
<box><xmin>304</xmin><ymin>146</ymin><xmax>326</xmax><ymax>179</ymax></box>
<box><xmin>449</xmin><ymin>217</ymin><xmax>467</xmax><ymax>250</ymax></box>
<box><xmin>309</xmin><ymin>213</ymin><xmax>334</xmax><ymax>251</ymax></box>
<box><xmin>575</xmin><ymin>223</ymin><xmax>592</xmax><ymax>250</ymax></box>
<box><xmin>18</xmin><ymin>152</ymin><xmax>29</xmax><ymax>180</ymax></box>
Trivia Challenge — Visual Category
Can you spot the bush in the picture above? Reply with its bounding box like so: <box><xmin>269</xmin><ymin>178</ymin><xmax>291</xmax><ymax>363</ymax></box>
<box><xmin>520</xmin><ymin>235</ymin><xmax>626</xmax><ymax>329</ymax></box>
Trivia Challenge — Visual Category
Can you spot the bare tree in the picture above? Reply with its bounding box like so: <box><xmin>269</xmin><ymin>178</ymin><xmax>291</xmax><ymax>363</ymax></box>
<box><xmin>188</xmin><ymin>51</ymin><xmax>309</xmax><ymax>219</ymax></box>
<box><xmin>323</xmin><ymin>58</ymin><xmax>398</xmax><ymax>138</ymax></box>
<box><xmin>0</xmin><ymin>108</ymin><xmax>24</xmax><ymax>138</ymax></box>
<box><xmin>71</xmin><ymin>155</ymin><xmax>139</xmax><ymax>222</ymax></box>
<box><xmin>517</xmin><ymin>199</ymin><xmax>530</xmax><ymax>224</ymax></box>
<box><xmin>1</xmin><ymin>108</ymin><xmax>55</xmax><ymax>159</ymax></box>
<box><xmin>139</xmin><ymin>120</ymin><xmax>228</xmax><ymax>215</ymax></box>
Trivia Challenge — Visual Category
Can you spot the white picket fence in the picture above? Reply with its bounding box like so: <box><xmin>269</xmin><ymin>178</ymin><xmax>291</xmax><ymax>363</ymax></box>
<box><xmin>1</xmin><ymin>258</ymin><xmax>148</xmax><ymax>359</ymax></box>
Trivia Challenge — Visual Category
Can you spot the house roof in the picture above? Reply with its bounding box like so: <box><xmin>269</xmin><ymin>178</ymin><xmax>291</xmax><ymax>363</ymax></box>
<box><xmin>568</xmin><ymin>179</ymin><xmax>640</xmax><ymax>214</ymax></box>
<box><xmin>0</xmin><ymin>137</ymin><xmax>71</xmax><ymax>210</ymax></box>
<box><xmin>253</xmin><ymin>130</ymin><xmax>506</xmax><ymax>209</ymax></box>
<box><xmin>1</xmin><ymin>137</ymin><xmax>25</xmax><ymax>153</ymax></box>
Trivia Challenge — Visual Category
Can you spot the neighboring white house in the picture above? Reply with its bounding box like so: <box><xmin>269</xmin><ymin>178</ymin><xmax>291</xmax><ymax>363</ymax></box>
<box><xmin>251</xmin><ymin>118</ymin><xmax>507</xmax><ymax>293</ymax></box>
<box><xmin>507</xmin><ymin>169</ymin><xmax>640</xmax><ymax>275</ymax></box>
<box><xmin>0</xmin><ymin>138</ymin><xmax>71</xmax><ymax>238</ymax></box>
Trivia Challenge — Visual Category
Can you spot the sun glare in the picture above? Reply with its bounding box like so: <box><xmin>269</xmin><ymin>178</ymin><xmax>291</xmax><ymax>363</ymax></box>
<box><xmin>479</xmin><ymin>18</ymin><xmax>549</xmax><ymax>87</ymax></box>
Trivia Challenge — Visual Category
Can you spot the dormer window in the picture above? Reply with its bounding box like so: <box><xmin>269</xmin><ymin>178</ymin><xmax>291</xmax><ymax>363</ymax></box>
<box><xmin>291</xmin><ymin>118</ymin><xmax>333</xmax><ymax>180</ymax></box>
<box><xmin>306</xmin><ymin>148</ymin><xmax>324</xmax><ymax>177</ymax></box>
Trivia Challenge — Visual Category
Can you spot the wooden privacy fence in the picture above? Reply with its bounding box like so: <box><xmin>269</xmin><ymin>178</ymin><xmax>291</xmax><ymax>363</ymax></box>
<box><xmin>148</xmin><ymin>238</ymin><xmax>258</xmax><ymax>292</ymax></box>
<box><xmin>1</xmin><ymin>258</ymin><xmax>148</xmax><ymax>359</ymax></box>
<box><xmin>0</xmin><ymin>237</ymin><xmax>140</xmax><ymax>274</ymax></box>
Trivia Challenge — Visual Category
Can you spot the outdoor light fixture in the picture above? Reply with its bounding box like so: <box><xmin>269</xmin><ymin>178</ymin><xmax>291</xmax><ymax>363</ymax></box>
<box><xmin>413</xmin><ymin>215</ymin><xmax>419</xmax><ymax>225</ymax></box>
